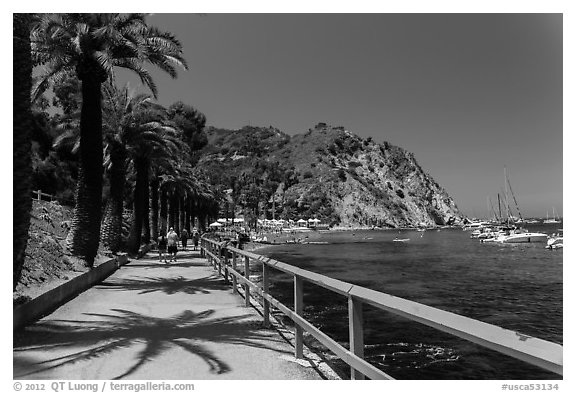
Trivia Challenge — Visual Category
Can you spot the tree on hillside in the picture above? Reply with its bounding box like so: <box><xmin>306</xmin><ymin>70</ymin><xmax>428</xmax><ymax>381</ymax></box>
<box><xmin>167</xmin><ymin>102</ymin><xmax>208</xmax><ymax>153</ymax></box>
<box><xmin>31</xmin><ymin>13</ymin><xmax>187</xmax><ymax>266</ymax></box>
<box><xmin>13</xmin><ymin>13</ymin><xmax>34</xmax><ymax>290</ymax></box>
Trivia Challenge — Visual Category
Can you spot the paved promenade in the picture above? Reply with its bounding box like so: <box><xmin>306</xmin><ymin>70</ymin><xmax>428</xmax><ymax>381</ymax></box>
<box><xmin>13</xmin><ymin>250</ymin><xmax>325</xmax><ymax>380</ymax></box>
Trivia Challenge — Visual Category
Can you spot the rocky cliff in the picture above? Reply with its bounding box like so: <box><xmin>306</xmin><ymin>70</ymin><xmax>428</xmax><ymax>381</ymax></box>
<box><xmin>196</xmin><ymin>123</ymin><xmax>466</xmax><ymax>228</ymax></box>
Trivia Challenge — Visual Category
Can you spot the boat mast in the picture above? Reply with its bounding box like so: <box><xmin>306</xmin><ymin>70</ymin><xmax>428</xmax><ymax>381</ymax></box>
<box><xmin>504</xmin><ymin>167</ymin><xmax>510</xmax><ymax>225</ymax></box>
<box><xmin>489</xmin><ymin>196</ymin><xmax>499</xmax><ymax>222</ymax></box>
<box><xmin>497</xmin><ymin>193</ymin><xmax>503</xmax><ymax>223</ymax></box>
<box><xmin>506</xmin><ymin>170</ymin><xmax>523</xmax><ymax>222</ymax></box>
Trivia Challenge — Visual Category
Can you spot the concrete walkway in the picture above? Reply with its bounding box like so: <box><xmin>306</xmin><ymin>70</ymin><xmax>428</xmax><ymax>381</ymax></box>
<box><xmin>13</xmin><ymin>250</ymin><xmax>326</xmax><ymax>380</ymax></box>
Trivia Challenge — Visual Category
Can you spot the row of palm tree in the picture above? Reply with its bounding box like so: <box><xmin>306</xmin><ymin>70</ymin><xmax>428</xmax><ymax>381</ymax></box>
<box><xmin>14</xmin><ymin>13</ymin><xmax>219</xmax><ymax>290</ymax></box>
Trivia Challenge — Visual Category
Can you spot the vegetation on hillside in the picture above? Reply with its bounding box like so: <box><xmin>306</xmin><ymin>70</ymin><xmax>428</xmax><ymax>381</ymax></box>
<box><xmin>195</xmin><ymin>123</ymin><xmax>465</xmax><ymax>228</ymax></box>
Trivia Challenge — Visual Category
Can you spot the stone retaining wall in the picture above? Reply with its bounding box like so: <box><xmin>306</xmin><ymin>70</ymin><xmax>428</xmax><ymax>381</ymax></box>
<box><xmin>13</xmin><ymin>253</ymin><xmax>129</xmax><ymax>331</ymax></box>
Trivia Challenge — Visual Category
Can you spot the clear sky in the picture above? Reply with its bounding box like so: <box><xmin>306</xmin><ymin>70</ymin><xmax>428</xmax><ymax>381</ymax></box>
<box><xmin>118</xmin><ymin>13</ymin><xmax>563</xmax><ymax>218</ymax></box>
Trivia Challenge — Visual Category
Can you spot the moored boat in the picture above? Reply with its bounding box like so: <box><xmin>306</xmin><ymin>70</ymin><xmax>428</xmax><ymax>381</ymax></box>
<box><xmin>546</xmin><ymin>234</ymin><xmax>563</xmax><ymax>249</ymax></box>
<box><xmin>496</xmin><ymin>231</ymin><xmax>548</xmax><ymax>243</ymax></box>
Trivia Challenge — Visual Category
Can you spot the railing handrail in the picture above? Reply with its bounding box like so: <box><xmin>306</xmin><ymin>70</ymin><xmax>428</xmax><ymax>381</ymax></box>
<box><xmin>200</xmin><ymin>237</ymin><xmax>562</xmax><ymax>379</ymax></box>
<box><xmin>31</xmin><ymin>189</ymin><xmax>74</xmax><ymax>205</ymax></box>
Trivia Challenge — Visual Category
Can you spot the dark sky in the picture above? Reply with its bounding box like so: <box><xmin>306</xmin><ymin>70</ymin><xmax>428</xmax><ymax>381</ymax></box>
<box><xmin>117</xmin><ymin>13</ymin><xmax>563</xmax><ymax>218</ymax></box>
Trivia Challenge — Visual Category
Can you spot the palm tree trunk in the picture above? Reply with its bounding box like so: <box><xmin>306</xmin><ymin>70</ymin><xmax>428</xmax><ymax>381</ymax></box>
<box><xmin>13</xmin><ymin>13</ymin><xmax>33</xmax><ymax>290</ymax></box>
<box><xmin>179</xmin><ymin>196</ymin><xmax>185</xmax><ymax>235</ymax></box>
<box><xmin>169</xmin><ymin>193</ymin><xmax>177</xmax><ymax>231</ymax></box>
<box><xmin>150</xmin><ymin>177</ymin><xmax>159</xmax><ymax>241</ymax></box>
<box><xmin>142</xmin><ymin>177</ymin><xmax>150</xmax><ymax>244</ymax></box>
<box><xmin>100</xmin><ymin>147</ymin><xmax>126</xmax><ymax>253</ymax></box>
<box><xmin>142</xmin><ymin>205</ymin><xmax>150</xmax><ymax>244</ymax></box>
<box><xmin>127</xmin><ymin>157</ymin><xmax>148</xmax><ymax>254</ymax></box>
<box><xmin>160</xmin><ymin>188</ymin><xmax>168</xmax><ymax>236</ymax></box>
<box><xmin>66</xmin><ymin>66</ymin><xmax>104</xmax><ymax>267</ymax></box>
<box><xmin>184</xmin><ymin>197</ymin><xmax>191</xmax><ymax>232</ymax></box>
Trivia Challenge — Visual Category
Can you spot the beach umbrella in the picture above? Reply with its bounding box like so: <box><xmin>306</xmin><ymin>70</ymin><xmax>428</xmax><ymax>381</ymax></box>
<box><xmin>310</xmin><ymin>218</ymin><xmax>321</xmax><ymax>223</ymax></box>
<box><xmin>209</xmin><ymin>222</ymin><xmax>223</xmax><ymax>227</ymax></box>
<box><xmin>297</xmin><ymin>219</ymin><xmax>307</xmax><ymax>224</ymax></box>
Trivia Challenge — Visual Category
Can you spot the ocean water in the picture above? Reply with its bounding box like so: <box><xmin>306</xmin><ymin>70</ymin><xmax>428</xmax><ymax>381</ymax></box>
<box><xmin>253</xmin><ymin>224</ymin><xmax>563</xmax><ymax>380</ymax></box>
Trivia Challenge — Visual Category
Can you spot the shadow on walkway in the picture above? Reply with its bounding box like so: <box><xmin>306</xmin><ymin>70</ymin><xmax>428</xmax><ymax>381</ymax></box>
<box><xmin>97</xmin><ymin>275</ymin><xmax>227</xmax><ymax>295</ymax></box>
<box><xmin>125</xmin><ymin>261</ymin><xmax>208</xmax><ymax>269</ymax></box>
<box><xmin>14</xmin><ymin>308</ymin><xmax>290</xmax><ymax>380</ymax></box>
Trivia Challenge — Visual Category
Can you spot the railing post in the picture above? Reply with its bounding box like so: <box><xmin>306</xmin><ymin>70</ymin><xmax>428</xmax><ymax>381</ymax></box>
<box><xmin>223</xmin><ymin>245</ymin><xmax>229</xmax><ymax>284</ymax></box>
<box><xmin>348</xmin><ymin>296</ymin><xmax>365</xmax><ymax>380</ymax></box>
<box><xmin>206</xmin><ymin>241</ymin><xmax>210</xmax><ymax>264</ymax></box>
<box><xmin>244</xmin><ymin>255</ymin><xmax>250</xmax><ymax>307</ymax></box>
<box><xmin>36</xmin><ymin>190</ymin><xmax>41</xmax><ymax>201</ymax></box>
<box><xmin>294</xmin><ymin>275</ymin><xmax>304</xmax><ymax>359</ymax></box>
<box><xmin>262</xmin><ymin>263</ymin><xmax>270</xmax><ymax>327</ymax></box>
<box><xmin>232</xmin><ymin>251</ymin><xmax>238</xmax><ymax>294</ymax></box>
<box><xmin>217</xmin><ymin>244</ymin><xmax>222</xmax><ymax>275</ymax></box>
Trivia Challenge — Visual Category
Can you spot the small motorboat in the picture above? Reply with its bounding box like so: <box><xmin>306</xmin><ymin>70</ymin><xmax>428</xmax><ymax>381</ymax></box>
<box><xmin>547</xmin><ymin>235</ymin><xmax>563</xmax><ymax>249</ymax></box>
<box><xmin>393</xmin><ymin>238</ymin><xmax>411</xmax><ymax>242</ymax></box>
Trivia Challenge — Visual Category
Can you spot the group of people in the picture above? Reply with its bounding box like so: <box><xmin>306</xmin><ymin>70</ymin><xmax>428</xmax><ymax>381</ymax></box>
<box><xmin>157</xmin><ymin>227</ymin><xmax>201</xmax><ymax>264</ymax></box>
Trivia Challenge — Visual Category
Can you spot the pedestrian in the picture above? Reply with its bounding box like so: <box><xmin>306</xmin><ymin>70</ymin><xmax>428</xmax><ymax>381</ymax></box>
<box><xmin>192</xmin><ymin>229</ymin><xmax>200</xmax><ymax>251</ymax></box>
<box><xmin>181</xmin><ymin>228</ymin><xmax>189</xmax><ymax>251</ymax></box>
<box><xmin>157</xmin><ymin>233</ymin><xmax>168</xmax><ymax>264</ymax></box>
<box><xmin>167</xmin><ymin>227</ymin><xmax>179</xmax><ymax>263</ymax></box>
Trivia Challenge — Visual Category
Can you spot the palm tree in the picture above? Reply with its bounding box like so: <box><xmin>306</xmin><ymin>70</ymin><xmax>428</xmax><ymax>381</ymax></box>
<box><xmin>126</xmin><ymin>116</ymin><xmax>186</xmax><ymax>255</ymax></box>
<box><xmin>99</xmin><ymin>84</ymin><xmax>154</xmax><ymax>253</ymax></box>
<box><xmin>54</xmin><ymin>83</ymin><xmax>165</xmax><ymax>254</ymax></box>
<box><xmin>13</xmin><ymin>13</ymin><xmax>34</xmax><ymax>290</ymax></box>
<box><xmin>31</xmin><ymin>13</ymin><xmax>187</xmax><ymax>266</ymax></box>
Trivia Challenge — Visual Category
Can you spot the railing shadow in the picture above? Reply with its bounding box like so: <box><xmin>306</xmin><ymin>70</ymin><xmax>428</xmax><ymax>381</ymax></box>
<box><xmin>14</xmin><ymin>308</ymin><xmax>291</xmax><ymax>379</ymax></box>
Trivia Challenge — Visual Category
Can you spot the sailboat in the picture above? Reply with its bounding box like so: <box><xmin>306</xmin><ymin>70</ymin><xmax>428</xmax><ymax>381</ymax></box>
<box><xmin>494</xmin><ymin>167</ymin><xmax>548</xmax><ymax>244</ymax></box>
<box><xmin>543</xmin><ymin>208</ymin><xmax>561</xmax><ymax>224</ymax></box>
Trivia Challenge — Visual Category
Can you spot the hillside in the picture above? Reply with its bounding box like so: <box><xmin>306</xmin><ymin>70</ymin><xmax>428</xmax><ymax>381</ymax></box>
<box><xmin>14</xmin><ymin>201</ymin><xmax>107</xmax><ymax>304</ymax></box>
<box><xmin>196</xmin><ymin>123</ymin><xmax>466</xmax><ymax>228</ymax></box>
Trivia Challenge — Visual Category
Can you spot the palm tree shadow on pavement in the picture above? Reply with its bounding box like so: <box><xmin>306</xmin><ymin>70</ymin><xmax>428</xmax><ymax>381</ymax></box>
<box><xmin>125</xmin><ymin>261</ymin><xmax>208</xmax><ymax>269</ymax></box>
<box><xmin>97</xmin><ymin>275</ymin><xmax>227</xmax><ymax>295</ymax></box>
<box><xmin>14</xmin><ymin>308</ymin><xmax>292</xmax><ymax>380</ymax></box>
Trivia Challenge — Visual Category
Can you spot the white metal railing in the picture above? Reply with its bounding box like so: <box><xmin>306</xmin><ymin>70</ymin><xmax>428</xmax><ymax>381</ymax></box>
<box><xmin>200</xmin><ymin>237</ymin><xmax>562</xmax><ymax>380</ymax></box>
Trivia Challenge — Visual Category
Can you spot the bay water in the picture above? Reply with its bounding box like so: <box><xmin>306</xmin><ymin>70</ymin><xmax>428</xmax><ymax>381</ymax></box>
<box><xmin>253</xmin><ymin>224</ymin><xmax>563</xmax><ymax>379</ymax></box>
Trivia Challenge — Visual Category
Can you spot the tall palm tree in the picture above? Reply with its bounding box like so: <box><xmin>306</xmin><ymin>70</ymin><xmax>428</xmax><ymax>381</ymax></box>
<box><xmin>54</xmin><ymin>83</ymin><xmax>166</xmax><ymax>254</ymax></box>
<box><xmin>126</xmin><ymin>116</ymin><xmax>186</xmax><ymax>255</ymax></box>
<box><xmin>31</xmin><ymin>13</ymin><xmax>187</xmax><ymax>266</ymax></box>
<box><xmin>13</xmin><ymin>13</ymin><xmax>33</xmax><ymax>290</ymax></box>
<box><xmin>100</xmin><ymin>84</ymin><xmax>156</xmax><ymax>252</ymax></box>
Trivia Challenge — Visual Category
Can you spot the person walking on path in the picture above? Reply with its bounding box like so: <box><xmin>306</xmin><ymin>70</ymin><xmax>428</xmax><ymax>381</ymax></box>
<box><xmin>157</xmin><ymin>233</ymin><xmax>168</xmax><ymax>263</ymax></box>
<box><xmin>181</xmin><ymin>228</ymin><xmax>189</xmax><ymax>251</ymax></box>
<box><xmin>167</xmin><ymin>227</ymin><xmax>179</xmax><ymax>263</ymax></box>
<box><xmin>192</xmin><ymin>229</ymin><xmax>200</xmax><ymax>251</ymax></box>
